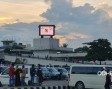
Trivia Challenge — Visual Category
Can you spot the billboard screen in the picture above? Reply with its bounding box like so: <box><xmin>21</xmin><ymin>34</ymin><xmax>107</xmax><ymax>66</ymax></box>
<box><xmin>39</xmin><ymin>25</ymin><xmax>55</xmax><ymax>36</ymax></box>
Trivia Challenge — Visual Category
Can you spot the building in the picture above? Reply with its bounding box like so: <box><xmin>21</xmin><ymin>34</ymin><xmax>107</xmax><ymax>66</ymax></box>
<box><xmin>0</xmin><ymin>40</ymin><xmax>26</xmax><ymax>49</ymax></box>
<box><xmin>28</xmin><ymin>38</ymin><xmax>86</xmax><ymax>62</ymax></box>
<box><xmin>33</xmin><ymin>38</ymin><xmax>73</xmax><ymax>57</ymax></box>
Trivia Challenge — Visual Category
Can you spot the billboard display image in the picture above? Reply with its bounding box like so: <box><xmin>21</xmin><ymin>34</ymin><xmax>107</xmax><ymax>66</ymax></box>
<box><xmin>39</xmin><ymin>25</ymin><xmax>55</xmax><ymax>36</ymax></box>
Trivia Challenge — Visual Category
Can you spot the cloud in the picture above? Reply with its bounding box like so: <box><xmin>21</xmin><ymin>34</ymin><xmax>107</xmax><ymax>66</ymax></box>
<box><xmin>41</xmin><ymin>0</ymin><xmax>112</xmax><ymax>48</ymax></box>
<box><xmin>66</xmin><ymin>33</ymin><xmax>90</xmax><ymax>39</ymax></box>
<box><xmin>41</xmin><ymin>1</ymin><xmax>111</xmax><ymax>25</ymax></box>
<box><xmin>0</xmin><ymin>22</ymin><xmax>40</xmax><ymax>46</ymax></box>
<box><xmin>1</xmin><ymin>0</ymin><xmax>112</xmax><ymax>49</ymax></box>
<box><xmin>99</xmin><ymin>3</ymin><xmax>112</xmax><ymax>17</ymax></box>
<box><xmin>54</xmin><ymin>32</ymin><xmax>90</xmax><ymax>46</ymax></box>
<box><xmin>54</xmin><ymin>35</ymin><xmax>67</xmax><ymax>46</ymax></box>
<box><xmin>0</xmin><ymin>0</ymin><xmax>49</xmax><ymax>25</ymax></box>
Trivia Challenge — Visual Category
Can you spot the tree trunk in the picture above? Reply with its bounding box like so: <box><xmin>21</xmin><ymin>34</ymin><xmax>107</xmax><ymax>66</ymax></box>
<box><xmin>100</xmin><ymin>61</ymin><xmax>101</xmax><ymax>65</ymax></box>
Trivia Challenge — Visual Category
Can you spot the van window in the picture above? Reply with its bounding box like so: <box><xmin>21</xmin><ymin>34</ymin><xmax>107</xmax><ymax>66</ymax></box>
<box><xmin>71</xmin><ymin>66</ymin><xmax>103</xmax><ymax>74</ymax></box>
<box><xmin>92</xmin><ymin>67</ymin><xmax>103</xmax><ymax>74</ymax></box>
<box><xmin>106</xmin><ymin>67</ymin><xmax>112</xmax><ymax>71</ymax></box>
<box><xmin>71</xmin><ymin>67</ymin><xmax>88</xmax><ymax>74</ymax></box>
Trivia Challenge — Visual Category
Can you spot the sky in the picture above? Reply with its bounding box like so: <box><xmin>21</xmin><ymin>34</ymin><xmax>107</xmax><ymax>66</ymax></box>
<box><xmin>0</xmin><ymin>0</ymin><xmax>112</xmax><ymax>49</ymax></box>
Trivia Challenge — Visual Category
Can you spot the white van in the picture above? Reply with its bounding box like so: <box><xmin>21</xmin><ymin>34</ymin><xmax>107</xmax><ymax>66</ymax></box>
<box><xmin>69</xmin><ymin>64</ymin><xmax>112</xmax><ymax>89</ymax></box>
<box><xmin>0</xmin><ymin>64</ymin><xmax>35</xmax><ymax>85</ymax></box>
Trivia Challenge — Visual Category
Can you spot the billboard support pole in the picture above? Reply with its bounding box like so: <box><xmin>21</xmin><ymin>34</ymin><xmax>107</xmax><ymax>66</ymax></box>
<box><xmin>41</xmin><ymin>36</ymin><xmax>44</xmax><ymax>38</ymax></box>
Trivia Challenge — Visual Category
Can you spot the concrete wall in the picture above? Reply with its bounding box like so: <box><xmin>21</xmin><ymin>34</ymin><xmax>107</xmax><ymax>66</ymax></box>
<box><xmin>5</xmin><ymin>55</ymin><xmax>75</xmax><ymax>66</ymax></box>
<box><xmin>33</xmin><ymin>38</ymin><xmax>59</xmax><ymax>50</ymax></box>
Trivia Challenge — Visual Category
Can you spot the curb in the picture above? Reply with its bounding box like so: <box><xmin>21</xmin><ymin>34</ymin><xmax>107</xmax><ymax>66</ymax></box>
<box><xmin>1</xmin><ymin>86</ymin><xmax>75</xmax><ymax>89</ymax></box>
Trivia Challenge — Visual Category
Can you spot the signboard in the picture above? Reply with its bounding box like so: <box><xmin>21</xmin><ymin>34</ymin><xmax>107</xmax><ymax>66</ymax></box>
<box><xmin>39</xmin><ymin>25</ymin><xmax>55</xmax><ymax>36</ymax></box>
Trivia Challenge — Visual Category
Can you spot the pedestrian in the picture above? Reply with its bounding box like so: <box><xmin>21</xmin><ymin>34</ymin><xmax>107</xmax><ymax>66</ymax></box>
<box><xmin>30</xmin><ymin>64</ymin><xmax>36</xmax><ymax>85</ymax></box>
<box><xmin>37</xmin><ymin>64</ymin><xmax>43</xmax><ymax>85</ymax></box>
<box><xmin>15</xmin><ymin>65</ymin><xmax>22</xmax><ymax>86</ymax></box>
<box><xmin>105</xmin><ymin>69</ymin><xmax>111</xmax><ymax>89</ymax></box>
<box><xmin>9</xmin><ymin>63</ymin><xmax>15</xmax><ymax>87</ymax></box>
<box><xmin>21</xmin><ymin>65</ymin><xmax>26</xmax><ymax>86</ymax></box>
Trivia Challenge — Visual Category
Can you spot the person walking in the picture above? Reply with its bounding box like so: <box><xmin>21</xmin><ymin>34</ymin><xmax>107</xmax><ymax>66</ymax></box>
<box><xmin>21</xmin><ymin>65</ymin><xmax>26</xmax><ymax>86</ymax></box>
<box><xmin>105</xmin><ymin>69</ymin><xmax>111</xmax><ymax>89</ymax></box>
<box><xmin>15</xmin><ymin>65</ymin><xmax>22</xmax><ymax>86</ymax></box>
<box><xmin>30</xmin><ymin>64</ymin><xmax>36</xmax><ymax>85</ymax></box>
<box><xmin>9</xmin><ymin>63</ymin><xmax>15</xmax><ymax>87</ymax></box>
<box><xmin>37</xmin><ymin>64</ymin><xmax>43</xmax><ymax>85</ymax></box>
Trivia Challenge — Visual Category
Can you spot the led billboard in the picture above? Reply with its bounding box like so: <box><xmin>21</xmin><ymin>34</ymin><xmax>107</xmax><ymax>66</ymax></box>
<box><xmin>39</xmin><ymin>25</ymin><xmax>55</xmax><ymax>36</ymax></box>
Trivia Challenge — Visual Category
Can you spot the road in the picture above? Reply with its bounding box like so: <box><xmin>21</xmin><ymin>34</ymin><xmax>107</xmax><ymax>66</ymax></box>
<box><xmin>42</xmin><ymin>80</ymin><xmax>68</xmax><ymax>86</ymax></box>
<box><xmin>2</xmin><ymin>80</ymin><xmax>68</xmax><ymax>88</ymax></box>
<box><xmin>2</xmin><ymin>80</ymin><xmax>107</xmax><ymax>89</ymax></box>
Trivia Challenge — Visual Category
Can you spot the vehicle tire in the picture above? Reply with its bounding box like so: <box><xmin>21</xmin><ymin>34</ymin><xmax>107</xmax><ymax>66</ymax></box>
<box><xmin>75</xmin><ymin>81</ymin><xmax>85</xmax><ymax>89</ymax></box>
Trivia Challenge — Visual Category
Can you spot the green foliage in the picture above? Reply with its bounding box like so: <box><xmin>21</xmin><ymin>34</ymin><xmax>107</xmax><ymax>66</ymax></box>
<box><xmin>4</xmin><ymin>48</ymin><xmax>11</xmax><ymax>54</ymax></box>
<box><xmin>15</xmin><ymin>58</ymin><xmax>27</xmax><ymax>64</ymax></box>
<box><xmin>85</xmin><ymin>39</ymin><xmax>112</xmax><ymax>62</ymax></box>
<box><xmin>62</xmin><ymin>43</ymin><xmax>68</xmax><ymax>48</ymax></box>
<box><xmin>74</xmin><ymin>46</ymin><xmax>89</xmax><ymax>53</ymax></box>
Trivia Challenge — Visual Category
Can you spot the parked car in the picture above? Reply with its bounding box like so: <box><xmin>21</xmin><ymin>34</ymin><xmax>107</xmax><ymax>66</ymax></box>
<box><xmin>40</xmin><ymin>67</ymin><xmax>50</xmax><ymax>80</ymax></box>
<box><xmin>47</xmin><ymin>67</ymin><xmax>60</xmax><ymax>79</ymax></box>
<box><xmin>55</xmin><ymin>67</ymin><xmax>68</xmax><ymax>80</ymax></box>
<box><xmin>62</xmin><ymin>65</ymin><xmax>70</xmax><ymax>72</ymax></box>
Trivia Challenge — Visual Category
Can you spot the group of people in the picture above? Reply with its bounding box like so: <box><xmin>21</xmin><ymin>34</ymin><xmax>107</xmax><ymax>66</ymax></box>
<box><xmin>9</xmin><ymin>63</ymin><xmax>26</xmax><ymax>87</ymax></box>
<box><xmin>9</xmin><ymin>63</ymin><xmax>43</xmax><ymax>87</ymax></box>
<box><xmin>30</xmin><ymin>64</ymin><xmax>43</xmax><ymax>86</ymax></box>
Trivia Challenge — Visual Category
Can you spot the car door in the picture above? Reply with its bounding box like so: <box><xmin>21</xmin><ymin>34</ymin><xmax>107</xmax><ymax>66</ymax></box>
<box><xmin>0</xmin><ymin>68</ymin><xmax>10</xmax><ymax>85</ymax></box>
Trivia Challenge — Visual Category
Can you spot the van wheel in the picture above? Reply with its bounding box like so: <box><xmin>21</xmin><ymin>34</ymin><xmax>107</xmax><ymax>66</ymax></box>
<box><xmin>75</xmin><ymin>81</ymin><xmax>85</xmax><ymax>89</ymax></box>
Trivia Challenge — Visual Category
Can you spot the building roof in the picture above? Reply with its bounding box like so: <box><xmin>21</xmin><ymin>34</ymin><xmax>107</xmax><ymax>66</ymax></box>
<box><xmin>0</xmin><ymin>46</ymin><xmax>12</xmax><ymax>49</ymax></box>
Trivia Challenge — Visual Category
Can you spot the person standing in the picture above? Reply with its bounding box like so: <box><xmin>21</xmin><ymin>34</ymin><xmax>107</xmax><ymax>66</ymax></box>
<box><xmin>15</xmin><ymin>65</ymin><xmax>22</xmax><ymax>86</ymax></box>
<box><xmin>9</xmin><ymin>63</ymin><xmax>15</xmax><ymax>87</ymax></box>
<box><xmin>21</xmin><ymin>65</ymin><xmax>26</xmax><ymax>86</ymax></box>
<box><xmin>105</xmin><ymin>69</ymin><xmax>111</xmax><ymax>89</ymax></box>
<box><xmin>37</xmin><ymin>64</ymin><xmax>43</xmax><ymax>85</ymax></box>
<box><xmin>30</xmin><ymin>64</ymin><xmax>36</xmax><ymax>85</ymax></box>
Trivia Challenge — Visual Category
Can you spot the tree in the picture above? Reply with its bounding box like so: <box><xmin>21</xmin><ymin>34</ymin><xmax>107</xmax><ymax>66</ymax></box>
<box><xmin>84</xmin><ymin>39</ymin><xmax>112</xmax><ymax>64</ymax></box>
<box><xmin>62</xmin><ymin>43</ymin><xmax>68</xmax><ymax>48</ymax></box>
<box><xmin>4</xmin><ymin>48</ymin><xmax>11</xmax><ymax>54</ymax></box>
<box><xmin>74</xmin><ymin>46</ymin><xmax>89</xmax><ymax>53</ymax></box>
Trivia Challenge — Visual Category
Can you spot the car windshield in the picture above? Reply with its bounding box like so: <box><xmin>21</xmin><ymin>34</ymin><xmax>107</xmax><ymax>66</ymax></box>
<box><xmin>50</xmin><ymin>68</ymin><xmax>58</xmax><ymax>72</ymax></box>
<box><xmin>62</xmin><ymin>68</ymin><xmax>68</xmax><ymax>72</ymax></box>
<box><xmin>41</xmin><ymin>67</ymin><xmax>48</xmax><ymax>71</ymax></box>
<box><xmin>0</xmin><ymin>66</ymin><xmax>7</xmax><ymax>73</ymax></box>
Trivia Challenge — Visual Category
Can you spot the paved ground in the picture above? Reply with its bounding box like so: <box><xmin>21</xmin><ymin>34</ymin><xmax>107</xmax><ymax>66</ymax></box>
<box><xmin>2</xmin><ymin>80</ymin><xmax>68</xmax><ymax>88</ymax></box>
<box><xmin>42</xmin><ymin>80</ymin><xmax>68</xmax><ymax>86</ymax></box>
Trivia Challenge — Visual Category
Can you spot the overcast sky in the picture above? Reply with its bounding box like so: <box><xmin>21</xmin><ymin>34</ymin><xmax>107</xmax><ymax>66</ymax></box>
<box><xmin>0</xmin><ymin>0</ymin><xmax>112</xmax><ymax>49</ymax></box>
